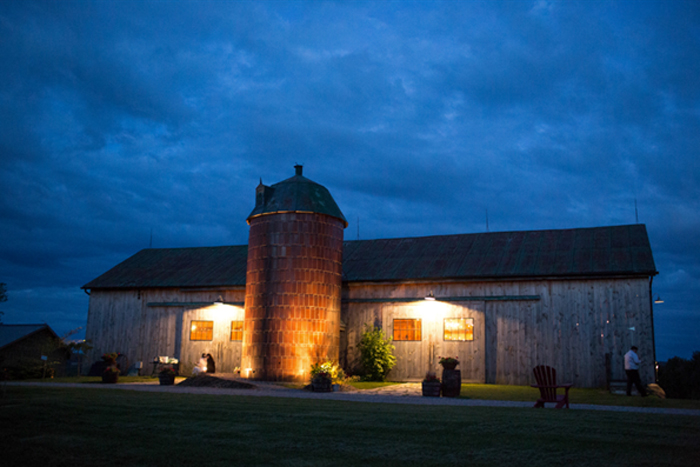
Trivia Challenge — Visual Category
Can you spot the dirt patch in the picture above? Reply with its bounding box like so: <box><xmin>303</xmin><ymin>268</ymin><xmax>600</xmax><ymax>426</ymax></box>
<box><xmin>177</xmin><ymin>374</ymin><xmax>256</xmax><ymax>389</ymax></box>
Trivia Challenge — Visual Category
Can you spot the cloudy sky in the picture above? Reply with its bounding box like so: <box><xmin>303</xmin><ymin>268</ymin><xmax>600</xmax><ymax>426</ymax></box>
<box><xmin>1</xmin><ymin>0</ymin><xmax>698</xmax><ymax>360</ymax></box>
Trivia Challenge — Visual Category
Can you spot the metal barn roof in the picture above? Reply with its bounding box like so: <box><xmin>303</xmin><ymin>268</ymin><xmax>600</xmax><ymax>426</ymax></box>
<box><xmin>83</xmin><ymin>224</ymin><xmax>656</xmax><ymax>290</ymax></box>
<box><xmin>341</xmin><ymin>224</ymin><xmax>657</xmax><ymax>282</ymax></box>
<box><xmin>82</xmin><ymin>245</ymin><xmax>249</xmax><ymax>289</ymax></box>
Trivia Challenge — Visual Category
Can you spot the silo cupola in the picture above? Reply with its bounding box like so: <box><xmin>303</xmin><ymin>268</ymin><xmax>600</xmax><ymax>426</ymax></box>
<box><xmin>247</xmin><ymin>165</ymin><xmax>347</xmax><ymax>227</ymax></box>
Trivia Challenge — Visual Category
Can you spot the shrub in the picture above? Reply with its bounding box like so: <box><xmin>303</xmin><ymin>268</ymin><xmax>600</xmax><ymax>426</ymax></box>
<box><xmin>102</xmin><ymin>352</ymin><xmax>118</xmax><ymax>365</ymax></box>
<box><xmin>358</xmin><ymin>325</ymin><xmax>396</xmax><ymax>381</ymax></box>
<box><xmin>4</xmin><ymin>360</ymin><xmax>54</xmax><ymax>380</ymax></box>
<box><xmin>658</xmin><ymin>351</ymin><xmax>700</xmax><ymax>399</ymax></box>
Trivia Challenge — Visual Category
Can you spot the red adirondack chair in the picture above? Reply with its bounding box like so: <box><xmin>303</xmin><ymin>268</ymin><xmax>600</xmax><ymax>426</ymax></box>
<box><xmin>531</xmin><ymin>365</ymin><xmax>573</xmax><ymax>409</ymax></box>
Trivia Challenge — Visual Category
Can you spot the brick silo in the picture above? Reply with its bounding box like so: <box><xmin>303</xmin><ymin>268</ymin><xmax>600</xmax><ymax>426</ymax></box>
<box><xmin>241</xmin><ymin>165</ymin><xmax>347</xmax><ymax>381</ymax></box>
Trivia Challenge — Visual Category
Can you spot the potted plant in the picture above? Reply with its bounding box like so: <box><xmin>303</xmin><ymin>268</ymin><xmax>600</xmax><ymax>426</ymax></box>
<box><xmin>439</xmin><ymin>356</ymin><xmax>461</xmax><ymax>397</ymax></box>
<box><xmin>101</xmin><ymin>352</ymin><xmax>119</xmax><ymax>384</ymax></box>
<box><xmin>422</xmin><ymin>372</ymin><xmax>441</xmax><ymax>397</ymax></box>
<box><xmin>311</xmin><ymin>371</ymin><xmax>332</xmax><ymax>392</ymax></box>
<box><xmin>310</xmin><ymin>361</ymin><xmax>342</xmax><ymax>392</ymax></box>
<box><xmin>438</xmin><ymin>356</ymin><xmax>459</xmax><ymax>370</ymax></box>
<box><xmin>158</xmin><ymin>366</ymin><xmax>177</xmax><ymax>385</ymax></box>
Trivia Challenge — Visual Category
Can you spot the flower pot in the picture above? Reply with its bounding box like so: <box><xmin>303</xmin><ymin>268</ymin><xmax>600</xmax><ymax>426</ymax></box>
<box><xmin>158</xmin><ymin>374</ymin><xmax>176</xmax><ymax>386</ymax></box>
<box><xmin>422</xmin><ymin>381</ymin><xmax>441</xmax><ymax>397</ymax></box>
<box><xmin>441</xmin><ymin>369</ymin><xmax>461</xmax><ymax>397</ymax></box>
<box><xmin>311</xmin><ymin>378</ymin><xmax>332</xmax><ymax>392</ymax></box>
<box><xmin>440</xmin><ymin>362</ymin><xmax>458</xmax><ymax>370</ymax></box>
<box><xmin>102</xmin><ymin>372</ymin><xmax>118</xmax><ymax>384</ymax></box>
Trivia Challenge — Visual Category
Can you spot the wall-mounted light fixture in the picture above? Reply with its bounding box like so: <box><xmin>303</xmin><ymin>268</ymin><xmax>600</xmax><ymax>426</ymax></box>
<box><xmin>425</xmin><ymin>292</ymin><xmax>436</xmax><ymax>301</ymax></box>
<box><xmin>214</xmin><ymin>296</ymin><xmax>225</xmax><ymax>305</ymax></box>
<box><xmin>654</xmin><ymin>295</ymin><xmax>664</xmax><ymax>304</ymax></box>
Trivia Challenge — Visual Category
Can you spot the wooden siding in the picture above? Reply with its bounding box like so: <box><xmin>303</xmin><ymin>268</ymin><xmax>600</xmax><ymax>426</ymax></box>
<box><xmin>180</xmin><ymin>305</ymin><xmax>244</xmax><ymax>374</ymax></box>
<box><xmin>86</xmin><ymin>276</ymin><xmax>654</xmax><ymax>387</ymax></box>
<box><xmin>343</xmin><ymin>300</ymin><xmax>485</xmax><ymax>382</ymax></box>
<box><xmin>342</xmin><ymin>277</ymin><xmax>653</xmax><ymax>387</ymax></box>
<box><xmin>84</xmin><ymin>287</ymin><xmax>246</xmax><ymax>375</ymax></box>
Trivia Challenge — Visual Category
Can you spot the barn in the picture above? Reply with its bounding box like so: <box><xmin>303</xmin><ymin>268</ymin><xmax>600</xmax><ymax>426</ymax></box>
<box><xmin>0</xmin><ymin>324</ymin><xmax>62</xmax><ymax>378</ymax></box>
<box><xmin>83</xmin><ymin>166</ymin><xmax>658</xmax><ymax>387</ymax></box>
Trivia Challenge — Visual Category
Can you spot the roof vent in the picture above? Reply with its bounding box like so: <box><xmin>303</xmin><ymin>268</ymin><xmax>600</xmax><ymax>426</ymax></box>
<box><xmin>294</xmin><ymin>164</ymin><xmax>303</xmax><ymax>176</ymax></box>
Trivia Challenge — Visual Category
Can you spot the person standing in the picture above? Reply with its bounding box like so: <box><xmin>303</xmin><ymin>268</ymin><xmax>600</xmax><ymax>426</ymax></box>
<box><xmin>624</xmin><ymin>346</ymin><xmax>647</xmax><ymax>397</ymax></box>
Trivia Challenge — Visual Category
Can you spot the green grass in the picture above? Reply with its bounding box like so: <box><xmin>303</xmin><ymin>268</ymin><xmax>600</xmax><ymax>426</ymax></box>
<box><xmin>460</xmin><ymin>384</ymin><xmax>700</xmax><ymax>410</ymax></box>
<box><xmin>345</xmin><ymin>381</ymin><xmax>700</xmax><ymax>410</ymax></box>
<box><xmin>19</xmin><ymin>376</ymin><xmax>700</xmax><ymax>410</ymax></box>
<box><xmin>0</xmin><ymin>386</ymin><xmax>698</xmax><ymax>467</ymax></box>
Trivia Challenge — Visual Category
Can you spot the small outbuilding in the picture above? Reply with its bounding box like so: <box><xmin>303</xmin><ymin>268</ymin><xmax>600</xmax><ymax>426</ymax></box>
<box><xmin>0</xmin><ymin>324</ymin><xmax>62</xmax><ymax>378</ymax></box>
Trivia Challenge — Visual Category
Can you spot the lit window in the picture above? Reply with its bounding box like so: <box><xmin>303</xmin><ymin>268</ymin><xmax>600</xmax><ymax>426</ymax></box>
<box><xmin>393</xmin><ymin>319</ymin><xmax>422</xmax><ymax>341</ymax></box>
<box><xmin>230</xmin><ymin>320</ymin><xmax>243</xmax><ymax>341</ymax></box>
<box><xmin>190</xmin><ymin>320</ymin><xmax>213</xmax><ymax>341</ymax></box>
<box><xmin>444</xmin><ymin>318</ymin><xmax>474</xmax><ymax>341</ymax></box>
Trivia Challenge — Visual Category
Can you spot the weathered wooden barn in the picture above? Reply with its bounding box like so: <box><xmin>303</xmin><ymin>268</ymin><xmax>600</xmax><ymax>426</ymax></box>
<box><xmin>83</xmin><ymin>166</ymin><xmax>658</xmax><ymax>387</ymax></box>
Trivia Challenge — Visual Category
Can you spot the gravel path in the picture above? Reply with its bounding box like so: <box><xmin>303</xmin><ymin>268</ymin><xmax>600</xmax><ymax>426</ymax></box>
<box><xmin>6</xmin><ymin>379</ymin><xmax>700</xmax><ymax>416</ymax></box>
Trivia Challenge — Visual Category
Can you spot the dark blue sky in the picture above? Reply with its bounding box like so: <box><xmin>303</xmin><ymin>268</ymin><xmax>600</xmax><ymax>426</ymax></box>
<box><xmin>1</xmin><ymin>0</ymin><xmax>698</xmax><ymax>360</ymax></box>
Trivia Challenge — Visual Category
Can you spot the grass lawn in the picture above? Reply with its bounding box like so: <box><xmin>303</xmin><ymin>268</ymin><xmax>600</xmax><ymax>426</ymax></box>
<box><xmin>20</xmin><ymin>376</ymin><xmax>700</xmax><ymax>409</ymax></box>
<box><xmin>1</xmin><ymin>386</ymin><xmax>699</xmax><ymax>467</ymax></box>
<box><xmin>459</xmin><ymin>384</ymin><xmax>700</xmax><ymax>410</ymax></box>
<box><xmin>347</xmin><ymin>381</ymin><xmax>700</xmax><ymax>410</ymax></box>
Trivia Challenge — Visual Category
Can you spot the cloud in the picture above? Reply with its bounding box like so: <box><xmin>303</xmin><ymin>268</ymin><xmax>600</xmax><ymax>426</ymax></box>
<box><xmin>0</xmin><ymin>0</ymin><xmax>698</xmax><ymax>358</ymax></box>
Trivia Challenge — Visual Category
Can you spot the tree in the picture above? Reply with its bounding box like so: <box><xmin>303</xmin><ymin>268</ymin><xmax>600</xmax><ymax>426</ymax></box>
<box><xmin>658</xmin><ymin>351</ymin><xmax>700</xmax><ymax>400</ymax></box>
<box><xmin>358</xmin><ymin>325</ymin><xmax>396</xmax><ymax>381</ymax></box>
<box><xmin>64</xmin><ymin>340</ymin><xmax>93</xmax><ymax>376</ymax></box>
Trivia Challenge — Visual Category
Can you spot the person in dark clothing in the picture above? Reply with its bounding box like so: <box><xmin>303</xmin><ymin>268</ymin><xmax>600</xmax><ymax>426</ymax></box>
<box><xmin>206</xmin><ymin>353</ymin><xmax>216</xmax><ymax>374</ymax></box>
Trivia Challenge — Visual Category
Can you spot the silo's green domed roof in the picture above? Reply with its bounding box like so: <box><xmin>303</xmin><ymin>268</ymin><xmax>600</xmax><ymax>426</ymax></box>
<box><xmin>247</xmin><ymin>165</ymin><xmax>347</xmax><ymax>227</ymax></box>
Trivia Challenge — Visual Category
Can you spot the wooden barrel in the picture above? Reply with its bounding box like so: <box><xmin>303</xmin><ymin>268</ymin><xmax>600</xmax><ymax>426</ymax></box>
<box><xmin>158</xmin><ymin>374</ymin><xmax>175</xmax><ymax>386</ymax></box>
<box><xmin>312</xmin><ymin>377</ymin><xmax>332</xmax><ymax>392</ymax></box>
<box><xmin>421</xmin><ymin>381</ymin><xmax>441</xmax><ymax>397</ymax></box>
<box><xmin>441</xmin><ymin>369</ymin><xmax>461</xmax><ymax>397</ymax></box>
<box><xmin>101</xmin><ymin>371</ymin><xmax>118</xmax><ymax>384</ymax></box>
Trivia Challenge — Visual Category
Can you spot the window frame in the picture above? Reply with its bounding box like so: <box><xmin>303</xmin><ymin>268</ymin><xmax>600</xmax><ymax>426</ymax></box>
<box><xmin>443</xmin><ymin>317</ymin><xmax>474</xmax><ymax>342</ymax></box>
<box><xmin>230</xmin><ymin>320</ymin><xmax>244</xmax><ymax>341</ymax></box>
<box><xmin>393</xmin><ymin>318</ymin><xmax>422</xmax><ymax>341</ymax></box>
<box><xmin>190</xmin><ymin>320</ymin><xmax>214</xmax><ymax>341</ymax></box>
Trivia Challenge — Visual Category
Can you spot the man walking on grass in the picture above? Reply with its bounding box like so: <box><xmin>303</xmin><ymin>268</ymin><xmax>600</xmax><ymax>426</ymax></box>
<box><xmin>624</xmin><ymin>346</ymin><xmax>647</xmax><ymax>397</ymax></box>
